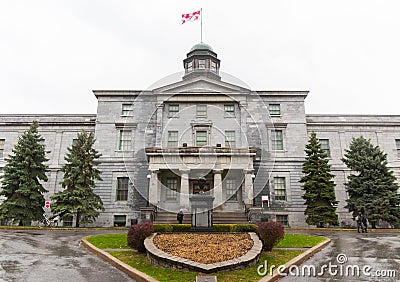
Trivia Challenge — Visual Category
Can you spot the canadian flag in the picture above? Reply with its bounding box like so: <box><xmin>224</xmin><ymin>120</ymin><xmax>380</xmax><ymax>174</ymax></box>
<box><xmin>181</xmin><ymin>10</ymin><xmax>201</xmax><ymax>24</ymax></box>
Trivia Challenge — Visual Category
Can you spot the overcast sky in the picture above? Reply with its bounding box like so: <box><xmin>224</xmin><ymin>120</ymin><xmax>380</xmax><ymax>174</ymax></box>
<box><xmin>1</xmin><ymin>1</ymin><xmax>400</xmax><ymax>115</ymax></box>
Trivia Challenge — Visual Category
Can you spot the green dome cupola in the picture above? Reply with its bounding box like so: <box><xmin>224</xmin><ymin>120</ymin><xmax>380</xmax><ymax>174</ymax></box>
<box><xmin>190</xmin><ymin>43</ymin><xmax>214</xmax><ymax>52</ymax></box>
<box><xmin>183</xmin><ymin>42</ymin><xmax>221</xmax><ymax>80</ymax></box>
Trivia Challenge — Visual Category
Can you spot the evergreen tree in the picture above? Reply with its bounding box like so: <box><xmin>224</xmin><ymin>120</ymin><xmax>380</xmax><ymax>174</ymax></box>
<box><xmin>0</xmin><ymin>121</ymin><xmax>49</xmax><ymax>225</ymax></box>
<box><xmin>51</xmin><ymin>131</ymin><xmax>104</xmax><ymax>227</ymax></box>
<box><xmin>300</xmin><ymin>131</ymin><xmax>339</xmax><ymax>227</ymax></box>
<box><xmin>342</xmin><ymin>136</ymin><xmax>400</xmax><ymax>228</ymax></box>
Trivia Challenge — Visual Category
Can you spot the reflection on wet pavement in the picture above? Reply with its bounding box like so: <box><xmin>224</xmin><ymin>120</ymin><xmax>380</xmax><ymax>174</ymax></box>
<box><xmin>0</xmin><ymin>229</ymin><xmax>133</xmax><ymax>282</ymax></box>
<box><xmin>278</xmin><ymin>230</ymin><xmax>400</xmax><ymax>282</ymax></box>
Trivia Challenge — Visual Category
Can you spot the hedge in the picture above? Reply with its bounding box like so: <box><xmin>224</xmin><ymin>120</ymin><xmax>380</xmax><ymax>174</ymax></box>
<box><xmin>153</xmin><ymin>223</ymin><xmax>257</xmax><ymax>233</ymax></box>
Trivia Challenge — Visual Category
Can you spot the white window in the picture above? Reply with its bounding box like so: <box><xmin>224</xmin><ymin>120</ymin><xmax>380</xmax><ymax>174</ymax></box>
<box><xmin>396</xmin><ymin>139</ymin><xmax>400</xmax><ymax>159</ymax></box>
<box><xmin>168</xmin><ymin>104</ymin><xmax>179</xmax><ymax>118</ymax></box>
<box><xmin>274</xmin><ymin>177</ymin><xmax>286</xmax><ymax>201</ymax></box>
<box><xmin>320</xmin><ymin>139</ymin><xmax>331</xmax><ymax>157</ymax></box>
<box><xmin>0</xmin><ymin>139</ymin><xmax>4</xmax><ymax>158</ymax></box>
<box><xmin>116</xmin><ymin>177</ymin><xmax>129</xmax><ymax>201</ymax></box>
<box><xmin>224</xmin><ymin>104</ymin><xmax>235</xmax><ymax>117</ymax></box>
<box><xmin>167</xmin><ymin>131</ymin><xmax>178</xmax><ymax>147</ymax></box>
<box><xmin>119</xmin><ymin>130</ymin><xmax>132</xmax><ymax>150</ymax></box>
<box><xmin>196</xmin><ymin>131</ymin><xmax>208</xmax><ymax>146</ymax></box>
<box><xmin>187</xmin><ymin>61</ymin><xmax>193</xmax><ymax>72</ymax></box>
<box><xmin>166</xmin><ymin>178</ymin><xmax>178</xmax><ymax>200</ymax></box>
<box><xmin>196</xmin><ymin>105</ymin><xmax>207</xmax><ymax>117</ymax></box>
<box><xmin>121</xmin><ymin>104</ymin><xmax>133</xmax><ymax>116</ymax></box>
<box><xmin>211</xmin><ymin>61</ymin><xmax>217</xmax><ymax>72</ymax></box>
<box><xmin>269</xmin><ymin>104</ymin><xmax>281</xmax><ymax>116</ymax></box>
<box><xmin>113</xmin><ymin>215</ymin><xmax>126</xmax><ymax>227</ymax></box>
<box><xmin>276</xmin><ymin>215</ymin><xmax>289</xmax><ymax>227</ymax></box>
<box><xmin>226</xmin><ymin>179</ymin><xmax>237</xmax><ymax>201</ymax></box>
<box><xmin>198</xmin><ymin>59</ymin><xmax>206</xmax><ymax>69</ymax></box>
<box><xmin>271</xmin><ymin>130</ymin><xmax>283</xmax><ymax>150</ymax></box>
<box><xmin>225</xmin><ymin>131</ymin><xmax>236</xmax><ymax>148</ymax></box>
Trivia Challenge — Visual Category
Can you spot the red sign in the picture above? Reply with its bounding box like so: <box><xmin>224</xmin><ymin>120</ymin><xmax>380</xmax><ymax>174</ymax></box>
<box><xmin>45</xmin><ymin>201</ymin><xmax>50</xmax><ymax>209</ymax></box>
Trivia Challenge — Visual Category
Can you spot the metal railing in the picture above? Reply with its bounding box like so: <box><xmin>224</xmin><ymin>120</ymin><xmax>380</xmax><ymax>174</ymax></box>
<box><xmin>242</xmin><ymin>200</ymin><xmax>251</xmax><ymax>222</ymax></box>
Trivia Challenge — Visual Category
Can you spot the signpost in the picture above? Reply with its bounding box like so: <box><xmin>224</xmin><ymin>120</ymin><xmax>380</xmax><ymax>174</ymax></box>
<box><xmin>261</xmin><ymin>195</ymin><xmax>269</xmax><ymax>208</ymax></box>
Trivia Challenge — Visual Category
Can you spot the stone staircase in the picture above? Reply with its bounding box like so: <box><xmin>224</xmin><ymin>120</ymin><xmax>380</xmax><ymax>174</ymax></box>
<box><xmin>154</xmin><ymin>211</ymin><xmax>191</xmax><ymax>224</ymax></box>
<box><xmin>213</xmin><ymin>211</ymin><xmax>249</xmax><ymax>224</ymax></box>
<box><xmin>154</xmin><ymin>210</ymin><xmax>248</xmax><ymax>224</ymax></box>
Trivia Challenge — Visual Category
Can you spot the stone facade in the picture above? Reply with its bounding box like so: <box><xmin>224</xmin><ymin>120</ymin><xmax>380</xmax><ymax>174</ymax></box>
<box><xmin>0</xmin><ymin>114</ymin><xmax>96</xmax><ymax>222</ymax></box>
<box><xmin>0</xmin><ymin>44</ymin><xmax>399</xmax><ymax>227</ymax></box>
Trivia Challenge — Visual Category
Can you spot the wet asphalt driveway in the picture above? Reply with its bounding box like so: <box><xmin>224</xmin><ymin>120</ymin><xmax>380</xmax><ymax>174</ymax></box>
<box><xmin>0</xmin><ymin>229</ymin><xmax>399</xmax><ymax>282</ymax></box>
<box><xmin>281</xmin><ymin>230</ymin><xmax>400</xmax><ymax>282</ymax></box>
<box><xmin>0</xmin><ymin>229</ymin><xmax>132</xmax><ymax>282</ymax></box>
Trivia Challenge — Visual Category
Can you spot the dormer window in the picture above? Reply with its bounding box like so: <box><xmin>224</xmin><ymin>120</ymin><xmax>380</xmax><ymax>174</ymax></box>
<box><xmin>198</xmin><ymin>59</ymin><xmax>206</xmax><ymax>69</ymax></box>
<box><xmin>211</xmin><ymin>61</ymin><xmax>217</xmax><ymax>73</ymax></box>
<box><xmin>187</xmin><ymin>61</ymin><xmax>193</xmax><ymax>72</ymax></box>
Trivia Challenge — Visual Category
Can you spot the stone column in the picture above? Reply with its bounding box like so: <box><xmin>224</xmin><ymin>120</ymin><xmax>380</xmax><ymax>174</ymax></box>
<box><xmin>155</xmin><ymin>104</ymin><xmax>164</xmax><ymax>147</ymax></box>
<box><xmin>239</xmin><ymin>102</ymin><xmax>248</xmax><ymax>148</ymax></box>
<box><xmin>180</xmin><ymin>169</ymin><xmax>190</xmax><ymax>209</ymax></box>
<box><xmin>213</xmin><ymin>169</ymin><xmax>223</xmax><ymax>209</ymax></box>
<box><xmin>148</xmin><ymin>169</ymin><xmax>159</xmax><ymax>206</ymax></box>
<box><xmin>243</xmin><ymin>169</ymin><xmax>254</xmax><ymax>206</ymax></box>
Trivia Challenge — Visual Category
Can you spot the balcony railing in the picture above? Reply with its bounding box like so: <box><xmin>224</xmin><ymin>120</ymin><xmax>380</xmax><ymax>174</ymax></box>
<box><xmin>146</xmin><ymin>146</ymin><xmax>256</xmax><ymax>155</ymax></box>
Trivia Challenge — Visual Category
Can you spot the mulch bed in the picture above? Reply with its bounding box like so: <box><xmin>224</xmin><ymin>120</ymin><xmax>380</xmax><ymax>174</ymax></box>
<box><xmin>153</xmin><ymin>233</ymin><xmax>254</xmax><ymax>264</ymax></box>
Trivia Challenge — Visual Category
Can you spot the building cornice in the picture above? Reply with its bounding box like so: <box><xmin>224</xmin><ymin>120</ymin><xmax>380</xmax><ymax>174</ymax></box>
<box><xmin>254</xmin><ymin>90</ymin><xmax>309</xmax><ymax>97</ymax></box>
<box><xmin>93</xmin><ymin>90</ymin><xmax>150</xmax><ymax>98</ymax></box>
<box><xmin>306</xmin><ymin>114</ymin><xmax>400</xmax><ymax>126</ymax></box>
<box><xmin>0</xmin><ymin>114</ymin><xmax>96</xmax><ymax>127</ymax></box>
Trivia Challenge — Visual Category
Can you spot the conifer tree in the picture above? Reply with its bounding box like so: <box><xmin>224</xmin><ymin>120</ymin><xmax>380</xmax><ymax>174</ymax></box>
<box><xmin>300</xmin><ymin>131</ymin><xmax>338</xmax><ymax>227</ymax></box>
<box><xmin>51</xmin><ymin>131</ymin><xmax>104</xmax><ymax>227</ymax></box>
<box><xmin>0</xmin><ymin>121</ymin><xmax>49</xmax><ymax>225</ymax></box>
<box><xmin>342</xmin><ymin>136</ymin><xmax>400</xmax><ymax>228</ymax></box>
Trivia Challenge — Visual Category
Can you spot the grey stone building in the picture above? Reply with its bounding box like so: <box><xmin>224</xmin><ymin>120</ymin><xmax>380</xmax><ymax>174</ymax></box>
<box><xmin>1</xmin><ymin>43</ymin><xmax>399</xmax><ymax>227</ymax></box>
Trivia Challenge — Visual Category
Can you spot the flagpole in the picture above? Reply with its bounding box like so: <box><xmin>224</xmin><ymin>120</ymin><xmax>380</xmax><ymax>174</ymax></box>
<box><xmin>200</xmin><ymin>8</ymin><xmax>203</xmax><ymax>43</ymax></box>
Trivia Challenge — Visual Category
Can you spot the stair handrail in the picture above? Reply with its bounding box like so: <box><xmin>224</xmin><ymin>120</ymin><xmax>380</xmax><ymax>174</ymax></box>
<box><xmin>154</xmin><ymin>201</ymin><xmax>160</xmax><ymax>217</ymax></box>
<box><xmin>242</xmin><ymin>200</ymin><xmax>251</xmax><ymax>222</ymax></box>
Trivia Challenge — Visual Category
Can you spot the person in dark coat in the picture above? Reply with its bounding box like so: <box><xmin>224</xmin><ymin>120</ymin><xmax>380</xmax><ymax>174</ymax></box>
<box><xmin>356</xmin><ymin>212</ymin><xmax>362</xmax><ymax>233</ymax></box>
<box><xmin>177</xmin><ymin>210</ymin><xmax>184</xmax><ymax>224</ymax></box>
<box><xmin>361</xmin><ymin>213</ymin><xmax>368</xmax><ymax>233</ymax></box>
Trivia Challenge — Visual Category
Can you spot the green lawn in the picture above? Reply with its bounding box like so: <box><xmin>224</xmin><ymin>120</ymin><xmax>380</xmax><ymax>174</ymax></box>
<box><xmin>109</xmin><ymin>249</ymin><xmax>303</xmax><ymax>282</ymax></box>
<box><xmin>275</xmin><ymin>234</ymin><xmax>326</xmax><ymax>248</ymax></box>
<box><xmin>85</xmin><ymin>233</ymin><xmax>326</xmax><ymax>250</ymax></box>
<box><xmin>85</xmin><ymin>232</ymin><xmax>326</xmax><ymax>281</ymax></box>
<box><xmin>86</xmin><ymin>233</ymin><xmax>128</xmax><ymax>249</ymax></box>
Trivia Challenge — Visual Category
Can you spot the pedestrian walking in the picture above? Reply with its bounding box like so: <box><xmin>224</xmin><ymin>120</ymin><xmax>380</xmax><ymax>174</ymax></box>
<box><xmin>356</xmin><ymin>212</ymin><xmax>362</xmax><ymax>233</ymax></box>
<box><xmin>177</xmin><ymin>210</ymin><xmax>184</xmax><ymax>224</ymax></box>
<box><xmin>361</xmin><ymin>213</ymin><xmax>368</xmax><ymax>233</ymax></box>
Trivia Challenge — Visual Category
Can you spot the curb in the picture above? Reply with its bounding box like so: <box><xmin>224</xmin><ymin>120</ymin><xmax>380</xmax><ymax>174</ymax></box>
<box><xmin>286</xmin><ymin>228</ymin><xmax>400</xmax><ymax>233</ymax></box>
<box><xmin>258</xmin><ymin>237</ymin><xmax>331</xmax><ymax>282</ymax></box>
<box><xmin>81</xmin><ymin>237</ymin><xmax>158</xmax><ymax>282</ymax></box>
<box><xmin>144</xmin><ymin>232</ymin><xmax>263</xmax><ymax>273</ymax></box>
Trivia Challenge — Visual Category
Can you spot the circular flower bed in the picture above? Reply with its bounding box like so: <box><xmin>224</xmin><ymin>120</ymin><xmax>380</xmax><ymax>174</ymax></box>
<box><xmin>153</xmin><ymin>233</ymin><xmax>254</xmax><ymax>264</ymax></box>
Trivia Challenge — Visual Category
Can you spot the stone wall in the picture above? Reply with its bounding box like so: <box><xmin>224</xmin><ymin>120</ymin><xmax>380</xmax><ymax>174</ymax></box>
<box><xmin>0</xmin><ymin>114</ymin><xmax>96</xmax><ymax>214</ymax></box>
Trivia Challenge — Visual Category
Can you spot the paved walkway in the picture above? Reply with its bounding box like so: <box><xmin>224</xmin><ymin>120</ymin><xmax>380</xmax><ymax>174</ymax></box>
<box><xmin>0</xmin><ymin>229</ymin><xmax>133</xmax><ymax>282</ymax></box>
<box><xmin>281</xmin><ymin>230</ymin><xmax>400</xmax><ymax>282</ymax></box>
